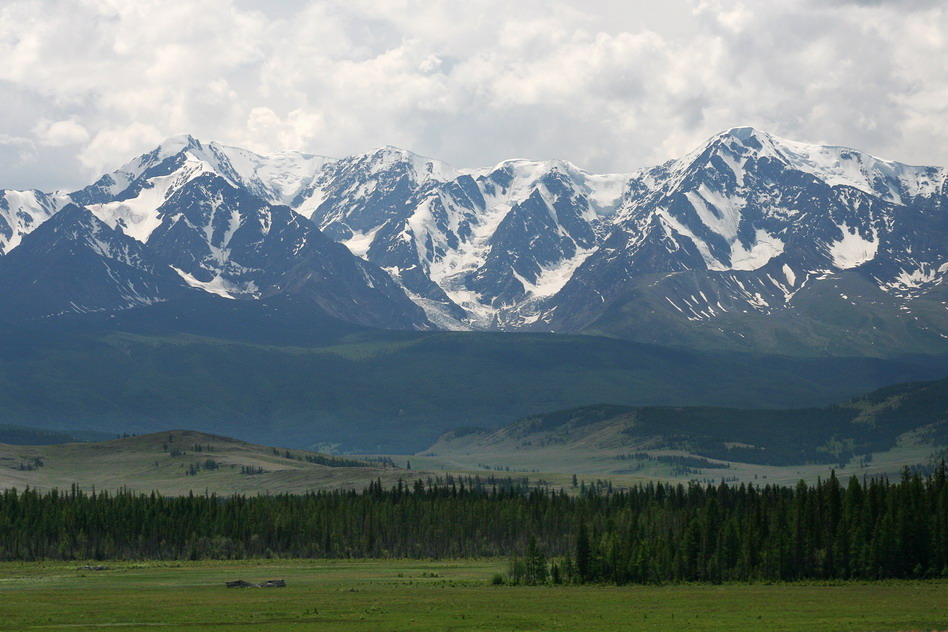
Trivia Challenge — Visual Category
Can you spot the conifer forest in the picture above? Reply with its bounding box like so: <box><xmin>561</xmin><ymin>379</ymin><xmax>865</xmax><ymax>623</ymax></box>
<box><xmin>2</xmin><ymin>467</ymin><xmax>945</xmax><ymax>584</ymax></box>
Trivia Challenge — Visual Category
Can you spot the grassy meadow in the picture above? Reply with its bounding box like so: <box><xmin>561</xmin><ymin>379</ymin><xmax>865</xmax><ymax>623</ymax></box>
<box><xmin>0</xmin><ymin>430</ymin><xmax>412</xmax><ymax>495</ymax></box>
<box><xmin>405</xmin><ymin>425</ymin><xmax>941</xmax><ymax>487</ymax></box>
<box><xmin>0</xmin><ymin>559</ymin><xmax>944</xmax><ymax>631</ymax></box>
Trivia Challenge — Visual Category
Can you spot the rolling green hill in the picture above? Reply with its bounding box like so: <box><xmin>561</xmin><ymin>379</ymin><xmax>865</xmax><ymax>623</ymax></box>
<box><xmin>0</xmin><ymin>429</ymin><xmax>409</xmax><ymax>495</ymax></box>
<box><xmin>418</xmin><ymin>377</ymin><xmax>948</xmax><ymax>483</ymax></box>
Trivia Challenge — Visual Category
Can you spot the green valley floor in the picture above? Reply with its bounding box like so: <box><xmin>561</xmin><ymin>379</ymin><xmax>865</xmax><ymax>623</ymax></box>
<box><xmin>0</xmin><ymin>559</ymin><xmax>944</xmax><ymax>631</ymax></box>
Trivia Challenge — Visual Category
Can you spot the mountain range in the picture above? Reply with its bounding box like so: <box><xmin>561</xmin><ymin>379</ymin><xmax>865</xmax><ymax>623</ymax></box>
<box><xmin>2</xmin><ymin>128</ymin><xmax>946</xmax><ymax>357</ymax></box>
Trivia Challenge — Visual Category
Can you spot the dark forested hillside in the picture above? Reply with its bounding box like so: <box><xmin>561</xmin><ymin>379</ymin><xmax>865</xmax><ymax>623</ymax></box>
<box><xmin>0</xmin><ymin>300</ymin><xmax>942</xmax><ymax>453</ymax></box>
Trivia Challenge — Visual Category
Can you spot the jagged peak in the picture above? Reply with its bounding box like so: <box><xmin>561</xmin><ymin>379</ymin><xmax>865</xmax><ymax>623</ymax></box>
<box><xmin>142</xmin><ymin>134</ymin><xmax>210</xmax><ymax>167</ymax></box>
<box><xmin>373</xmin><ymin>144</ymin><xmax>414</xmax><ymax>156</ymax></box>
<box><xmin>699</xmin><ymin>126</ymin><xmax>782</xmax><ymax>157</ymax></box>
<box><xmin>362</xmin><ymin>145</ymin><xmax>443</xmax><ymax>165</ymax></box>
<box><xmin>714</xmin><ymin>126</ymin><xmax>774</xmax><ymax>145</ymax></box>
<box><xmin>157</xmin><ymin>133</ymin><xmax>201</xmax><ymax>151</ymax></box>
<box><xmin>46</xmin><ymin>201</ymin><xmax>89</xmax><ymax>223</ymax></box>
<box><xmin>724</xmin><ymin>126</ymin><xmax>762</xmax><ymax>141</ymax></box>
<box><xmin>95</xmin><ymin>134</ymin><xmax>210</xmax><ymax>186</ymax></box>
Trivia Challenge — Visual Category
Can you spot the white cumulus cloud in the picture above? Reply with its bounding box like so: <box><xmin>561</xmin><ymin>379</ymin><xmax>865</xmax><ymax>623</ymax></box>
<box><xmin>35</xmin><ymin>119</ymin><xmax>91</xmax><ymax>146</ymax></box>
<box><xmin>0</xmin><ymin>0</ymin><xmax>944</xmax><ymax>191</ymax></box>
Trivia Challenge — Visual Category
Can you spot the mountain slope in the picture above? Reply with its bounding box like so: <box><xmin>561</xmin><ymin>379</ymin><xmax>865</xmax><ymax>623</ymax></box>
<box><xmin>140</xmin><ymin>171</ymin><xmax>429</xmax><ymax>329</ymax></box>
<box><xmin>0</xmin><ymin>305</ymin><xmax>941</xmax><ymax>453</ymax></box>
<box><xmin>301</xmin><ymin>150</ymin><xmax>627</xmax><ymax>327</ymax></box>
<box><xmin>0</xmin><ymin>203</ymin><xmax>195</xmax><ymax>319</ymax></box>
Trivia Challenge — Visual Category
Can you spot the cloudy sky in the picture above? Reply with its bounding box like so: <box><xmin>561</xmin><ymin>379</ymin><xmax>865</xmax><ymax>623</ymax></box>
<box><xmin>2</xmin><ymin>0</ymin><xmax>946</xmax><ymax>191</ymax></box>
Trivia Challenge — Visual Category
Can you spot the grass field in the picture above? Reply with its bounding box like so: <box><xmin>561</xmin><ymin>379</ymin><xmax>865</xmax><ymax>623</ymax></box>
<box><xmin>0</xmin><ymin>560</ymin><xmax>944</xmax><ymax>631</ymax></box>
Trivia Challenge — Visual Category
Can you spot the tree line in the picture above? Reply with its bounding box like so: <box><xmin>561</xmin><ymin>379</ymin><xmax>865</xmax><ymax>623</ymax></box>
<box><xmin>0</xmin><ymin>467</ymin><xmax>945</xmax><ymax>583</ymax></box>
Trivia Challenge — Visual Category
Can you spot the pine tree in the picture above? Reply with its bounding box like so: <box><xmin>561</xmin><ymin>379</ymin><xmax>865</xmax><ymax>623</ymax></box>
<box><xmin>575</xmin><ymin>521</ymin><xmax>592</xmax><ymax>582</ymax></box>
<box><xmin>525</xmin><ymin>534</ymin><xmax>548</xmax><ymax>584</ymax></box>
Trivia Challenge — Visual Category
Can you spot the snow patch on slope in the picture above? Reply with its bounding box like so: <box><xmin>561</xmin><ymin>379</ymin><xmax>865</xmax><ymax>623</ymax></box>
<box><xmin>170</xmin><ymin>266</ymin><xmax>237</xmax><ymax>299</ymax></box>
<box><xmin>656</xmin><ymin>209</ymin><xmax>722</xmax><ymax>270</ymax></box>
<box><xmin>679</xmin><ymin>182</ymin><xmax>785</xmax><ymax>271</ymax></box>
<box><xmin>88</xmin><ymin>160</ymin><xmax>214</xmax><ymax>243</ymax></box>
<box><xmin>881</xmin><ymin>264</ymin><xmax>946</xmax><ymax>298</ymax></box>
<box><xmin>730</xmin><ymin>229</ymin><xmax>785</xmax><ymax>271</ymax></box>
<box><xmin>893</xmin><ymin>266</ymin><xmax>938</xmax><ymax>289</ymax></box>
<box><xmin>829</xmin><ymin>223</ymin><xmax>878</xmax><ymax>269</ymax></box>
<box><xmin>521</xmin><ymin>247</ymin><xmax>597</xmax><ymax>299</ymax></box>
<box><xmin>782</xmin><ymin>264</ymin><xmax>796</xmax><ymax>287</ymax></box>
<box><xmin>342</xmin><ymin>225</ymin><xmax>384</xmax><ymax>258</ymax></box>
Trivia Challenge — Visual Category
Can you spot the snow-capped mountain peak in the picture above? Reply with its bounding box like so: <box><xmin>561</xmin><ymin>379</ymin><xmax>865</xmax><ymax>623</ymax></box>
<box><xmin>691</xmin><ymin>127</ymin><xmax>947</xmax><ymax>204</ymax></box>
<box><xmin>153</xmin><ymin>133</ymin><xmax>202</xmax><ymax>159</ymax></box>
<box><xmin>357</xmin><ymin>145</ymin><xmax>465</xmax><ymax>184</ymax></box>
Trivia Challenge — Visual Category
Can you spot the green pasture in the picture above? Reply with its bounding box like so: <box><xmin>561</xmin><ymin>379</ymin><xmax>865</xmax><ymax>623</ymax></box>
<box><xmin>0</xmin><ymin>559</ymin><xmax>944</xmax><ymax>631</ymax></box>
